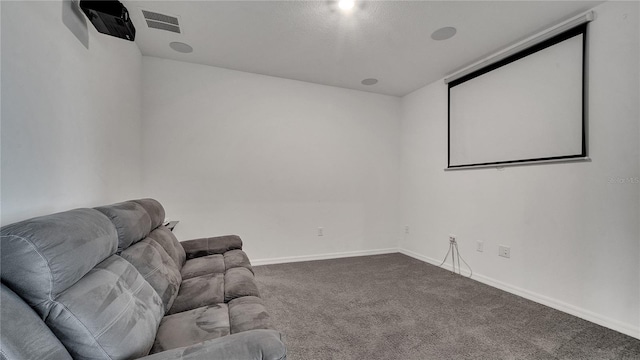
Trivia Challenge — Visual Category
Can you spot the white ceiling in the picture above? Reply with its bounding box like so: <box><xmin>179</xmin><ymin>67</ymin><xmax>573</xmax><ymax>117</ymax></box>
<box><xmin>125</xmin><ymin>0</ymin><xmax>602</xmax><ymax>97</ymax></box>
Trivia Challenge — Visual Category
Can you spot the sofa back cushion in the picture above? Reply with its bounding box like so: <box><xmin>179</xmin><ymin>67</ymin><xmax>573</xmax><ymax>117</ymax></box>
<box><xmin>148</xmin><ymin>226</ymin><xmax>187</xmax><ymax>269</ymax></box>
<box><xmin>132</xmin><ymin>198</ymin><xmax>165</xmax><ymax>230</ymax></box>
<box><xmin>95</xmin><ymin>201</ymin><xmax>152</xmax><ymax>253</ymax></box>
<box><xmin>0</xmin><ymin>208</ymin><xmax>165</xmax><ymax>360</ymax></box>
<box><xmin>1</xmin><ymin>283</ymin><xmax>73</xmax><ymax>360</ymax></box>
<box><xmin>120</xmin><ymin>238</ymin><xmax>182</xmax><ymax>313</ymax></box>
<box><xmin>47</xmin><ymin>255</ymin><xmax>164</xmax><ymax>359</ymax></box>
<box><xmin>0</xmin><ymin>208</ymin><xmax>117</xmax><ymax>306</ymax></box>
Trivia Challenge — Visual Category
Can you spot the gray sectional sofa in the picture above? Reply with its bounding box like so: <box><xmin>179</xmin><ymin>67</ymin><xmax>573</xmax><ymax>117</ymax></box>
<box><xmin>0</xmin><ymin>198</ymin><xmax>286</xmax><ymax>360</ymax></box>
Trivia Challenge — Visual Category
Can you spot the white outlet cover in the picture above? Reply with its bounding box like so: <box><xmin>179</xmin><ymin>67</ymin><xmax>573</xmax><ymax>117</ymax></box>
<box><xmin>499</xmin><ymin>245</ymin><xmax>511</xmax><ymax>258</ymax></box>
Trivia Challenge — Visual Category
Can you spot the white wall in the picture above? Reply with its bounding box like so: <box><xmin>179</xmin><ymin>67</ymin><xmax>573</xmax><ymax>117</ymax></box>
<box><xmin>142</xmin><ymin>57</ymin><xmax>401</xmax><ymax>261</ymax></box>
<box><xmin>400</xmin><ymin>0</ymin><xmax>639</xmax><ymax>338</ymax></box>
<box><xmin>1</xmin><ymin>1</ymin><xmax>143</xmax><ymax>225</ymax></box>
<box><xmin>3</xmin><ymin>0</ymin><xmax>636</xmax><ymax>339</ymax></box>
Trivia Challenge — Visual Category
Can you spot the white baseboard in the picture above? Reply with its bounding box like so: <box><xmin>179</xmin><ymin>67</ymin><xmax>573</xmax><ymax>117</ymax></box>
<box><xmin>251</xmin><ymin>248</ymin><xmax>398</xmax><ymax>266</ymax></box>
<box><xmin>398</xmin><ymin>248</ymin><xmax>640</xmax><ymax>340</ymax></box>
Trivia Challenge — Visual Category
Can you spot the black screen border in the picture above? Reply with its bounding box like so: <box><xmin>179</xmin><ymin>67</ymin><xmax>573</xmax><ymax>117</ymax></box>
<box><xmin>447</xmin><ymin>23</ymin><xmax>588</xmax><ymax>169</ymax></box>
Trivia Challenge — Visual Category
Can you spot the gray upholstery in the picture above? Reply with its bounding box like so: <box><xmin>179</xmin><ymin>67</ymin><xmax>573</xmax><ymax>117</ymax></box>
<box><xmin>152</xmin><ymin>304</ymin><xmax>230</xmax><ymax>353</ymax></box>
<box><xmin>180</xmin><ymin>250</ymin><xmax>254</xmax><ymax>280</ymax></box>
<box><xmin>224</xmin><ymin>249</ymin><xmax>254</xmax><ymax>273</ymax></box>
<box><xmin>0</xmin><ymin>198</ymin><xmax>285</xmax><ymax>360</ymax></box>
<box><xmin>148</xmin><ymin>226</ymin><xmax>187</xmax><ymax>268</ymax></box>
<box><xmin>47</xmin><ymin>255</ymin><xmax>164</xmax><ymax>359</ymax></box>
<box><xmin>95</xmin><ymin>201</ymin><xmax>152</xmax><ymax>252</ymax></box>
<box><xmin>228</xmin><ymin>296</ymin><xmax>273</xmax><ymax>334</ymax></box>
<box><xmin>0</xmin><ymin>208</ymin><xmax>165</xmax><ymax>360</ymax></box>
<box><xmin>132</xmin><ymin>198</ymin><xmax>166</xmax><ymax>230</ymax></box>
<box><xmin>168</xmin><ymin>273</ymin><xmax>225</xmax><ymax>315</ymax></box>
<box><xmin>182</xmin><ymin>235</ymin><xmax>243</xmax><ymax>259</ymax></box>
<box><xmin>181</xmin><ymin>254</ymin><xmax>225</xmax><ymax>279</ymax></box>
<box><xmin>120</xmin><ymin>238</ymin><xmax>182</xmax><ymax>313</ymax></box>
<box><xmin>0</xmin><ymin>284</ymin><xmax>72</xmax><ymax>360</ymax></box>
<box><xmin>0</xmin><ymin>208</ymin><xmax>117</xmax><ymax>307</ymax></box>
<box><xmin>225</xmin><ymin>267</ymin><xmax>261</xmax><ymax>302</ymax></box>
<box><xmin>140</xmin><ymin>330</ymin><xmax>286</xmax><ymax>360</ymax></box>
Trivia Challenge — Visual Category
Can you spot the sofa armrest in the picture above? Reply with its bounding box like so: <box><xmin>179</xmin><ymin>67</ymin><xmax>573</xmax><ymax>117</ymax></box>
<box><xmin>137</xmin><ymin>330</ymin><xmax>286</xmax><ymax>360</ymax></box>
<box><xmin>180</xmin><ymin>235</ymin><xmax>243</xmax><ymax>259</ymax></box>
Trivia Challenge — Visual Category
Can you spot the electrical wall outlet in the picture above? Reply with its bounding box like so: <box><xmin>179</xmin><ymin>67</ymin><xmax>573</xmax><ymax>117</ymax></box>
<box><xmin>449</xmin><ymin>234</ymin><xmax>457</xmax><ymax>244</ymax></box>
<box><xmin>317</xmin><ymin>227</ymin><xmax>324</xmax><ymax>236</ymax></box>
<box><xmin>499</xmin><ymin>245</ymin><xmax>510</xmax><ymax>258</ymax></box>
<box><xmin>404</xmin><ymin>226</ymin><xmax>410</xmax><ymax>234</ymax></box>
<box><xmin>476</xmin><ymin>241</ymin><xmax>484</xmax><ymax>252</ymax></box>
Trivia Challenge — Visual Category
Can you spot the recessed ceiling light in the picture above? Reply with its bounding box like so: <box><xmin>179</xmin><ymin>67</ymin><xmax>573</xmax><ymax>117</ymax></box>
<box><xmin>361</xmin><ymin>78</ymin><xmax>378</xmax><ymax>86</ymax></box>
<box><xmin>169</xmin><ymin>41</ymin><xmax>193</xmax><ymax>53</ymax></box>
<box><xmin>338</xmin><ymin>0</ymin><xmax>355</xmax><ymax>11</ymax></box>
<box><xmin>431</xmin><ymin>27</ymin><xmax>457</xmax><ymax>41</ymax></box>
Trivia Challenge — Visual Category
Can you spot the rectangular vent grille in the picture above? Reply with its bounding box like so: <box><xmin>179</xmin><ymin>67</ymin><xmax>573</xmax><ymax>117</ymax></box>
<box><xmin>142</xmin><ymin>10</ymin><xmax>179</xmax><ymax>25</ymax></box>
<box><xmin>141</xmin><ymin>9</ymin><xmax>181</xmax><ymax>33</ymax></box>
<box><xmin>146</xmin><ymin>20</ymin><xmax>181</xmax><ymax>33</ymax></box>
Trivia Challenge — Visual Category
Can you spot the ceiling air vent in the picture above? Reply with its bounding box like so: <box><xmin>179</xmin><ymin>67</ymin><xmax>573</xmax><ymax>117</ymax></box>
<box><xmin>141</xmin><ymin>9</ymin><xmax>181</xmax><ymax>33</ymax></box>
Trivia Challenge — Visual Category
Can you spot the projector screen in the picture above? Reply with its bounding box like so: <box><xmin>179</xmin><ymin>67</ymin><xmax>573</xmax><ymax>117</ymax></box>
<box><xmin>448</xmin><ymin>24</ymin><xmax>587</xmax><ymax>168</ymax></box>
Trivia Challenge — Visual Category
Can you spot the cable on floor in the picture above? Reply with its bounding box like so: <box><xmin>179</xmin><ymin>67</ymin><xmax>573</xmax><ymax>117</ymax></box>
<box><xmin>438</xmin><ymin>238</ymin><xmax>472</xmax><ymax>278</ymax></box>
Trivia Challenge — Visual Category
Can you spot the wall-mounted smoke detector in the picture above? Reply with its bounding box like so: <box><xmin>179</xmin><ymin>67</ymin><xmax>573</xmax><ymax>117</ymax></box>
<box><xmin>141</xmin><ymin>9</ymin><xmax>182</xmax><ymax>34</ymax></box>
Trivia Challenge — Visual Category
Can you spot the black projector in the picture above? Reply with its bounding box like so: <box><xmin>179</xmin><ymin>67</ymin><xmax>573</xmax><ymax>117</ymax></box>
<box><xmin>80</xmin><ymin>0</ymin><xmax>136</xmax><ymax>41</ymax></box>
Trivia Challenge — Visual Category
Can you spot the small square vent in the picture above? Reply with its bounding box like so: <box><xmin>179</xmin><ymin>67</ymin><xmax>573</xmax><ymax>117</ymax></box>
<box><xmin>141</xmin><ymin>9</ymin><xmax>181</xmax><ymax>33</ymax></box>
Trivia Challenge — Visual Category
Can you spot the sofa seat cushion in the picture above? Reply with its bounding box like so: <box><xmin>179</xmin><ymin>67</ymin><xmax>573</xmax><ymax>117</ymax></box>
<box><xmin>229</xmin><ymin>296</ymin><xmax>273</xmax><ymax>334</ymax></box>
<box><xmin>141</xmin><ymin>330</ymin><xmax>286</xmax><ymax>360</ymax></box>
<box><xmin>151</xmin><ymin>304</ymin><xmax>230</xmax><ymax>354</ymax></box>
<box><xmin>223</xmin><ymin>249</ymin><xmax>254</xmax><ymax>273</ymax></box>
<box><xmin>152</xmin><ymin>298</ymin><xmax>275</xmax><ymax>355</ymax></box>
<box><xmin>168</xmin><ymin>273</ymin><xmax>225</xmax><ymax>315</ymax></box>
<box><xmin>180</xmin><ymin>250</ymin><xmax>254</xmax><ymax>280</ymax></box>
<box><xmin>224</xmin><ymin>267</ymin><xmax>260</xmax><ymax>302</ymax></box>
<box><xmin>181</xmin><ymin>254</ymin><xmax>225</xmax><ymax>280</ymax></box>
<box><xmin>120</xmin><ymin>238</ymin><xmax>182</xmax><ymax>313</ymax></box>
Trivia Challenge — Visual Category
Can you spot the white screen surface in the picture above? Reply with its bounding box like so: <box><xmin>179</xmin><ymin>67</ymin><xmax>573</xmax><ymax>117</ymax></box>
<box><xmin>448</xmin><ymin>32</ymin><xmax>584</xmax><ymax>168</ymax></box>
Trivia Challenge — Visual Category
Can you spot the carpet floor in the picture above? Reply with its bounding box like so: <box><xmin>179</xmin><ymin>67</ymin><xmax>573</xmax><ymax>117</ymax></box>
<box><xmin>254</xmin><ymin>253</ymin><xmax>640</xmax><ymax>360</ymax></box>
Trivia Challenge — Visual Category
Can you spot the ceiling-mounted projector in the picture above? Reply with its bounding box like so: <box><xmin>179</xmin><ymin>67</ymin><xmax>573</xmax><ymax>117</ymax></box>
<box><xmin>79</xmin><ymin>0</ymin><xmax>136</xmax><ymax>41</ymax></box>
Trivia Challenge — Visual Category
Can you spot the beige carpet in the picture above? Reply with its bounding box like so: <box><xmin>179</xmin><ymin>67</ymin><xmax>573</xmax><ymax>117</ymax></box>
<box><xmin>254</xmin><ymin>253</ymin><xmax>640</xmax><ymax>360</ymax></box>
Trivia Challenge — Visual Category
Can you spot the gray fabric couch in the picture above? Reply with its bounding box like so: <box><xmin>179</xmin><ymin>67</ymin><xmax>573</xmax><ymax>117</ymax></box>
<box><xmin>0</xmin><ymin>199</ymin><xmax>286</xmax><ymax>360</ymax></box>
